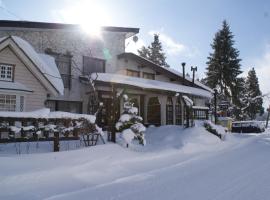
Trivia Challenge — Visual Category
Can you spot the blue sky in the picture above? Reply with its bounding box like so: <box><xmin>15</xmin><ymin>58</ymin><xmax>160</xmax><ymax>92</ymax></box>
<box><xmin>1</xmin><ymin>0</ymin><xmax>270</xmax><ymax>96</ymax></box>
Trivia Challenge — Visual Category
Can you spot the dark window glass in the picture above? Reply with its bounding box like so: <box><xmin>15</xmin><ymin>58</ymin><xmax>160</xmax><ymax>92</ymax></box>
<box><xmin>46</xmin><ymin>51</ymin><xmax>72</xmax><ymax>89</ymax></box>
<box><xmin>166</xmin><ymin>97</ymin><xmax>173</xmax><ymax>124</ymax></box>
<box><xmin>127</xmin><ymin>69</ymin><xmax>140</xmax><ymax>77</ymax></box>
<box><xmin>83</xmin><ymin>56</ymin><xmax>105</xmax><ymax>75</ymax></box>
<box><xmin>175</xmin><ymin>97</ymin><xmax>182</xmax><ymax>125</ymax></box>
<box><xmin>46</xmin><ymin>100</ymin><xmax>82</xmax><ymax>113</ymax></box>
<box><xmin>143</xmin><ymin>72</ymin><xmax>155</xmax><ymax>80</ymax></box>
<box><xmin>147</xmin><ymin>97</ymin><xmax>160</xmax><ymax>125</ymax></box>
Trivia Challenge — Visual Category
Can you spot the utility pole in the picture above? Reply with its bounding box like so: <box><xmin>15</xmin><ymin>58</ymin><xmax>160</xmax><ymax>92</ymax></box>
<box><xmin>111</xmin><ymin>84</ymin><xmax>116</xmax><ymax>143</ymax></box>
<box><xmin>214</xmin><ymin>88</ymin><xmax>218</xmax><ymax>124</ymax></box>
<box><xmin>191</xmin><ymin>66</ymin><xmax>197</xmax><ymax>85</ymax></box>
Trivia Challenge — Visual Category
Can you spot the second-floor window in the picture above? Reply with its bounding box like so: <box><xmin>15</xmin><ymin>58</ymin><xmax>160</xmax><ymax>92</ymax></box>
<box><xmin>45</xmin><ymin>49</ymin><xmax>72</xmax><ymax>89</ymax></box>
<box><xmin>127</xmin><ymin>69</ymin><xmax>140</xmax><ymax>77</ymax></box>
<box><xmin>0</xmin><ymin>64</ymin><xmax>13</xmax><ymax>81</ymax></box>
<box><xmin>143</xmin><ymin>72</ymin><xmax>155</xmax><ymax>80</ymax></box>
<box><xmin>83</xmin><ymin>56</ymin><xmax>105</xmax><ymax>75</ymax></box>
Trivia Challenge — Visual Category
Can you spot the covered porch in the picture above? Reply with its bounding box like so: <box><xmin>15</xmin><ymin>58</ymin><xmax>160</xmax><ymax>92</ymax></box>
<box><xmin>84</xmin><ymin>73</ymin><xmax>212</xmax><ymax>128</ymax></box>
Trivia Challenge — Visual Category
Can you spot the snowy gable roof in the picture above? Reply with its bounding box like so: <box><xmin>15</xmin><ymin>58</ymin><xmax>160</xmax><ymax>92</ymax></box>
<box><xmin>0</xmin><ymin>36</ymin><xmax>64</xmax><ymax>95</ymax></box>
<box><xmin>118</xmin><ymin>53</ymin><xmax>213</xmax><ymax>93</ymax></box>
<box><xmin>92</xmin><ymin>73</ymin><xmax>212</xmax><ymax>98</ymax></box>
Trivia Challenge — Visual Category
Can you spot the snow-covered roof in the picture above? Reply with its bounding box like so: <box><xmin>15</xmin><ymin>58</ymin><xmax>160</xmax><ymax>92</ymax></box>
<box><xmin>11</xmin><ymin>36</ymin><xmax>64</xmax><ymax>95</ymax></box>
<box><xmin>92</xmin><ymin>73</ymin><xmax>212</xmax><ymax>98</ymax></box>
<box><xmin>0</xmin><ymin>36</ymin><xmax>64</xmax><ymax>95</ymax></box>
<box><xmin>118</xmin><ymin>53</ymin><xmax>213</xmax><ymax>93</ymax></box>
<box><xmin>0</xmin><ymin>81</ymin><xmax>33</xmax><ymax>92</ymax></box>
<box><xmin>165</xmin><ymin>67</ymin><xmax>214</xmax><ymax>93</ymax></box>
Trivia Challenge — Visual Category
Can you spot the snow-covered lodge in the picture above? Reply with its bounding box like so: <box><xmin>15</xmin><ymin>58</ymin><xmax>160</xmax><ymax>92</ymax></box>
<box><xmin>0</xmin><ymin>20</ymin><xmax>213</xmax><ymax>127</ymax></box>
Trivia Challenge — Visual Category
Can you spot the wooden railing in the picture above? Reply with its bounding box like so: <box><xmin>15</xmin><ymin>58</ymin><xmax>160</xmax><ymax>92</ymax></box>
<box><xmin>0</xmin><ymin>116</ymin><xmax>104</xmax><ymax>152</ymax></box>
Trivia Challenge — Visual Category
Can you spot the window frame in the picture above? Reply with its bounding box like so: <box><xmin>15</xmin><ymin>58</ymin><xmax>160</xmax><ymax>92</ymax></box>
<box><xmin>83</xmin><ymin>56</ymin><xmax>106</xmax><ymax>75</ymax></box>
<box><xmin>0</xmin><ymin>63</ymin><xmax>15</xmax><ymax>82</ymax></box>
<box><xmin>0</xmin><ymin>93</ymin><xmax>25</xmax><ymax>112</ymax></box>
<box><xmin>143</xmin><ymin>72</ymin><xmax>155</xmax><ymax>80</ymax></box>
<box><xmin>166</xmin><ymin>97</ymin><xmax>174</xmax><ymax>125</ymax></box>
<box><xmin>126</xmin><ymin>69</ymin><xmax>140</xmax><ymax>78</ymax></box>
<box><xmin>175</xmin><ymin>97</ymin><xmax>182</xmax><ymax>125</ymax></box>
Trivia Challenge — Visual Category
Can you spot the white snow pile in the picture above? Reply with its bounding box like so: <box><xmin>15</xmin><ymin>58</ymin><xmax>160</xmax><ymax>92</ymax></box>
<box><xmin>116</xmin><ymin>94</ymin><xmax>146</xmax><ymax>146</ymax></box>
<box><xmin>1</xmin><ymin>123</ymin><xmax>270</xmax><ymax>200</ymax></box>
<box><xmin>0</xmin><ymin>108</ymin><xmax>96</xmax><ymax>123</ymax></box>
<box><xmin>141</xmin><ymin>122</ymin><xmax>222</xmax><ymax>152</ymax></box>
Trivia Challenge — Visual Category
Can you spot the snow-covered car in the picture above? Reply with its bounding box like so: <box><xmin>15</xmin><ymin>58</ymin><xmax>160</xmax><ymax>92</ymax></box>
<box><xmin>231</xmin><ymin>121</ymin><xmax>265</xmax><ymax>133</ymax></box>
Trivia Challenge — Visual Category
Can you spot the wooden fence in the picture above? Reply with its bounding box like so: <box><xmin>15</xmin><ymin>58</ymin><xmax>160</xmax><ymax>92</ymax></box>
<box><xmin>0</xmin><ymin>116</ymin><xmax>104</xmax><ymax>152</ymax></box>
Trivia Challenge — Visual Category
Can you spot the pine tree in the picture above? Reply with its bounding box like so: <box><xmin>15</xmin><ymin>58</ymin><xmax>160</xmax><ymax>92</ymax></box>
<box><xmin>137</xmin><ymin>46</ymin><xmax>150</xmax><ymax>59</ymax></box>
<box><xmin>244</xmin><ymin>68</ymin><xmax>264</xmax><ymax>119</ymax></box>
<box><xmin>138</xmin><ymin>34</ymin><xmax>169</xmax><ymax>67</ymax></box>
<box><xmin>116</xmin><ymin>94</ymin><xmax>146</xmax><ymax>146</ymax></box>
<box><xmin>206</xmin><ymin>20</ymin><xmax>242</xmax><ymax>104</ymax></box>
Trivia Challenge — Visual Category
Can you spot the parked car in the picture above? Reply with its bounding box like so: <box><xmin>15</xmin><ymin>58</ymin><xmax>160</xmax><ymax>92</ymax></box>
<box><xmin>231</xmin><ymin>121</ymin><xmax>265</xmax><ymax>133</ymax></box>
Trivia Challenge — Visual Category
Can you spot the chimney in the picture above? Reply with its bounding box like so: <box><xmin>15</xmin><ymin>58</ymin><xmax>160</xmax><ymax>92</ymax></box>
<box><xmin>191</xmin><ymin>66</ymin><xmax>198</xmax><ymax>85</ymax></box>
<box><xmin>181</xmin><ymin>62</ymin><xmax>186</xmax><ymax>84</ymax></box>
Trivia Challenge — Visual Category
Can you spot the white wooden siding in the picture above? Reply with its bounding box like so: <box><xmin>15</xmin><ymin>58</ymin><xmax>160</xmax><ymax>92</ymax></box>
<box><xmin>0</xmin><ymin>47</ymin><xmax>48</xmax><ymax>111</ymax></box>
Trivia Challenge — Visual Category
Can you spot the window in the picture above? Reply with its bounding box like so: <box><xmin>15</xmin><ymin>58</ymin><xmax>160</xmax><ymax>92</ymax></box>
<box><xmin>46</xmin><ymin>100</ymin><xmax>82</xmax><ymax>113</ymax></box>
<box><xmin>147</xmin><ymin>97</ymin><xmax>161</xmax><ymax>125</ymax></box>
<box><xmin>0</xmin><ymin>94</ymin><xmax>16</xmax><ymax>111</ymax></box>
<box><xmin>0</xmin><ymin>64</ymin><xmax>13</xmax><ymax>81</ymax></box>
<box><xmin>0</xmin><ymin>94</ymin><xmax>24</xmax><ymax>112</ymax></box>
<box><xmin>143</xmin><ymin>72</ymin><xmax>155</xmax><ymax>80</ymax></box>
<box><xmin>55</xmin><ymin>55</ymin><xmax>72</xmax><ymax>89</ymax></box>
<box><xmin>83</xmin><ymin>56</ymin><xmax>105</xmax><ymax>75</ymax></box>
<box><xmin>194</xmin><ymin>109</ymin><xmax>208</xmax><ymax>120</ymax></box>
<box><xmin>45</xmin><ymin>50</ymin><xmax>72</xmax><ymax>89</ymax></box>
<box><xmin>166</xmin><ymin>97</ymin><xmax>173</xmax><ymax>124</ymax></box>
<box><xmin>127</xmin><ymin>69</ymin><xmax>140</xmax><ymax>77</ymax></box>
<box><xmin>175</xmin><ymin>97</ymin><xmax>182</xmax><ymax>125</ymax></box>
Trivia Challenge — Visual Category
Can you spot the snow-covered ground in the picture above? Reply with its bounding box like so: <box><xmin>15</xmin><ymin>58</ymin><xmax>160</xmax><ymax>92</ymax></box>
<box><xmin>1</xmin><ymin>122</ymin><xmax>270</xmax><ymax>200</ymax></box>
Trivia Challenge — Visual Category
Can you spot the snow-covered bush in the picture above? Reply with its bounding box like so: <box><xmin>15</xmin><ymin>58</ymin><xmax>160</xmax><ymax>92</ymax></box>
<box><xmin>116</xmin><ymin>94</ymin><xmax>146</xmax><ymax>146</ymax></box>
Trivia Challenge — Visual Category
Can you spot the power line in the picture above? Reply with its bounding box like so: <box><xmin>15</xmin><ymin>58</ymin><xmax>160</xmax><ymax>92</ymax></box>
<box><xmin>0</xmin><ymin>5</ymin><xmax>23</xmax><ymax>20</ymax></box>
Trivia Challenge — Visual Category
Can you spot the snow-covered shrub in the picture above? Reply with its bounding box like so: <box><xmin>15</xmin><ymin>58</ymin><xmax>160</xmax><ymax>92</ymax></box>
<box><xmin>116</xmin><ymin>94</ymin><xmax>146</xmax><ymax>146</ymax></box>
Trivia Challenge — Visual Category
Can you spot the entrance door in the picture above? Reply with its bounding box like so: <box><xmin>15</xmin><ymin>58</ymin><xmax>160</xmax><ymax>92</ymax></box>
<box><xmin>147</xmin><ymin>97</ymin><xmax>161</xmax><ymax>126</ymax></box>
<box><xmin>97</xmin><ymin>97</ymin><xmax>120</xmax><ymax>129</ymax></box>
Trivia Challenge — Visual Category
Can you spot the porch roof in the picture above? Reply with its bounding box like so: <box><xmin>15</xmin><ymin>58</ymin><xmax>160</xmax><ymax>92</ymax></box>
<box><xmin>91</xmin><ymin>73</ymin><xmax>212</xmax><ymax>98</ymax></box>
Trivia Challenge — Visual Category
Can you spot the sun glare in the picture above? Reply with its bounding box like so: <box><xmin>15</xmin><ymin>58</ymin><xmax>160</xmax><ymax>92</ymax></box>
<box><xmin>60</xmin><ymin>1</ymin><xmax>110</xmax><ymax>38</ymax></box>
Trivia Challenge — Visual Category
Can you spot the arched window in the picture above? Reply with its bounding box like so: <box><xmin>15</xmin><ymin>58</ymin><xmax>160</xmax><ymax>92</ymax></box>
<box><xmin>175</xmin><ymin>97</ymin><xmax>182</xmax><ymax>125</ymax></box>
<box><xmin>147</xmin><ymin>97</ymin><xmax>161</xmax><ymax>126</ymax></box>
<box><xmin>166</xmin><ymin>97</ymin><xmax>173</xmax><ymax>124</ymax></box>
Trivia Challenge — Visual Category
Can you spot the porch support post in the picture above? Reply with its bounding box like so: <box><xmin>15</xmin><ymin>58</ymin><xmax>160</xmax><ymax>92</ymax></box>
<box><xmin>158</xmin><ymin>95</ymin><xmax>167</xmax><ymax>126</ymax></box>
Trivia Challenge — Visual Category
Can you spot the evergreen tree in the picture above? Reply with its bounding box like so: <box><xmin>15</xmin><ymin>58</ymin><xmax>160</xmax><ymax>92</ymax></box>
<box><xmin>244</xmin><ymin>68</ymin><xmax>264</xmax><ymax>119</ymax></box>
<box><xmin>137</xmin><ymin>46</ymin><xmax>150</xmax><ymax>59</ymax></box>
<box><xmin>206</xmin><ymin>20</ymin><xmax>242</xmax><ymax>104</ymax></box>
<box><xmin>138</xmin><ymin>34</ymin><xmax>169</xmax><ymax>67</ymax></box>
<box><xmin>116</xmin><ymin>94</ymin><xmax>146</xmax><ymax>146</ymax></box>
